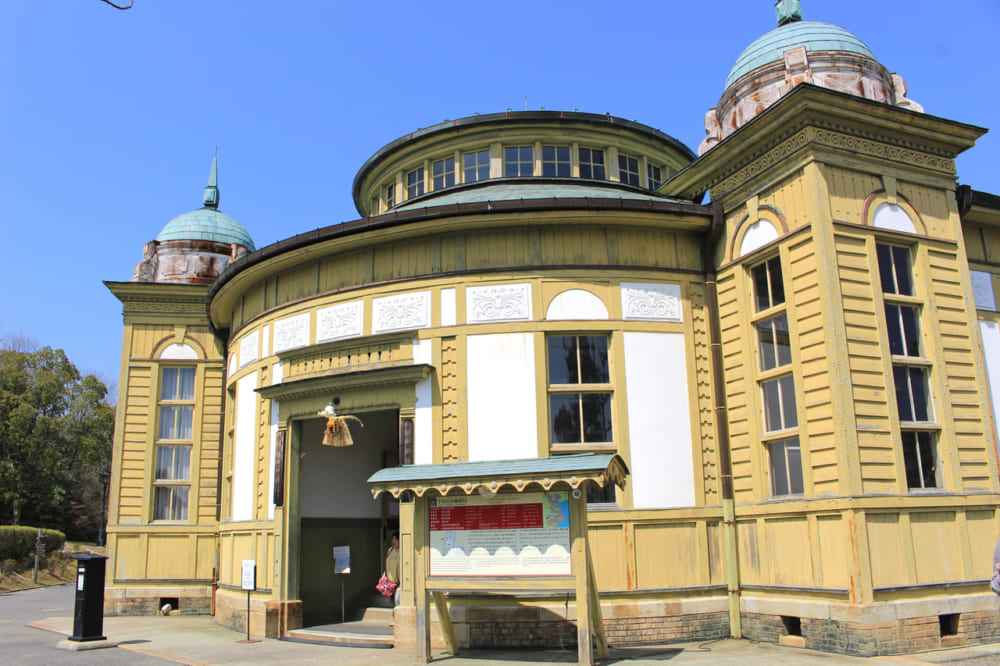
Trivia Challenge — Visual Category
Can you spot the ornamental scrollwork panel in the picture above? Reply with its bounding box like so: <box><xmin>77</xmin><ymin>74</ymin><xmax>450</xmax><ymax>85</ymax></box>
<box><xmin>621</xmin><ymin>282</ymin><xmax>683</xmax><ymax>322</ymax></box>
<box><xmin>466</xmin><ymin>284</ymin><xmax>532</xmax><ymax>323</ymax></box>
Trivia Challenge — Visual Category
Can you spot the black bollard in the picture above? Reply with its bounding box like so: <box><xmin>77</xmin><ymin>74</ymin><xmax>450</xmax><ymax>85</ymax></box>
<box><xmin>69</xmin><ymin>554</ymin><xmax>108</xmax><ymax>642</ymax></box>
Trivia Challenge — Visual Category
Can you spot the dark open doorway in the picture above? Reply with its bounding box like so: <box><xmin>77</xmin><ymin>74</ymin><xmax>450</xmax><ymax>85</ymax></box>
<box><xmin>297</xmin><ymin>408</ymin><xmax>399</xmax><ymax>626</ymax></box>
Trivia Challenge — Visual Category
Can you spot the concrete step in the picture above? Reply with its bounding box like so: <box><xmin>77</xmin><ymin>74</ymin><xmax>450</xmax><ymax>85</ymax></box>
<box><xmin>285</xmin><ymin>619</ymin><xmax>394</xmax><ymax>649</ymax></box>
<box><xmin>359</xmin><ymin>606</ymin><xmax>393</xmax><ymax>623</ymax></box>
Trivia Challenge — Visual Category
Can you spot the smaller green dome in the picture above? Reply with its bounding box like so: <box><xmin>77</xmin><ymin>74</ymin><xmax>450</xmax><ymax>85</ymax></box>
<box><xmin>726</xmin><ymin>21</ymin><xmax>878</xmax><ymax>89</ymax></box>
<box><xmin>156</xmin><ymin>207</ymin><xmax>256</xmax><ymax>251</ymax></box>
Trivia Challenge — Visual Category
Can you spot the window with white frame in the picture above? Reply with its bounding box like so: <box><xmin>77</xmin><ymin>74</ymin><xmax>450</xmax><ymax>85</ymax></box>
<box><xmin>407</xmin><ymin>167</ymin><xmax>425</xmax><ymax>199</ymax></box>
<box><xmin>877</xmin><ymin>242</ymin><xmax>938</xmax><ymax>489</ymax></box>
<box><xmin>432</xmin><ymin>157</ymin><xmax>455</xmax><ymax>190</ymax></box>
<box><xmin>463</xmin><ymin>150</ymin><xmax>490</xmax><ymax>182</ymax></box>
<box><xmin>751</xmin><ymin>255</ymin><xmax>803</xmax><ymax>496</ymax></box>
<box><xmin>547</xmin><ymin>335</ymin><xmax>613</xmax><ymax>446</ymax></box>
<box><xmin>578</xmin><ymin>147</ymin><xmax>605</xmax><ymax>180</ymax></box>
<box><xmin>154</xmin><ymin>367</ymin><xmax>194</xmax><ymax>521</ymax></box>
<box><xmin>504</xmin><ymin>146</ymin><xmax>533</xmax><ymax>177</ymax></box>
<box><xmin>541</xmin><ymin>145</ymin><xmax>571</xmax><ymax>177</ymax></box>
<box><xmin>384</xmin><ymin>181</ymin><xmax>396</xmax><ymax>209</ymax></box>
<box><xmin>618</xmin><ymin>154</ymin><xmax>640</xmax><ymax>186</ymax></box>
<box><xmin>646</xmin><ymin>164</ymin><xmax>662</xmax><ymax>190</ymax></box>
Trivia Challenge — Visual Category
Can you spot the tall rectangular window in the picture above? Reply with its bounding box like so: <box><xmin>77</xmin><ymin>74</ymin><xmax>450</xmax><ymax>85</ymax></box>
<box><xmin>547</xmin><ymin>335</ymin><xmax>612</xmax><ymax>445</ymax></box>
<box><xmin>407</xmin><ymin>167</ymin><xmax>425</xmax><ymax>199</ymax></box>
<box><xmin>751</xmin><ymin>255</ymin><xmax>803</xmax><ymax>496</ymax></box>
<box><xmin>647</xmin><ymin>164</ymin><xmax>662</xmax><ymax>190</ymax></box>
<box><xmin>877</xmin><ymin>242</ymin><xmax>937</xmax><ymax>490</ymax></box>
<box><xmin>618</xmin><ymin>154</ymin><xmax>640</xmax><ymax>186</ymax></box>
<box><xmin>504</xmin><ymin>146</ymin><xmax>533</xmax><ymax>177</ymax></box>
<box><xmin>384</xmin><ymin>181</ymin><xmax>396</xmax><ymax>209</ymax></box>
<box><xmin>154</xmin><ymin>367</ymin><xmax>194</xmax><ymax>521</ymax></box>
<box><xmin>432</xmin><ymin>158</ymin><xmax>455</xmax><ymax>190</ymax></box>
<box><xmin>578</xmin><ymin>147</ymin><xmax>605</xmax><ymax>180</ymax></box>
<box><xmin>541</xmin><ymin>145</ymin><xmax>571</xmax><ymax>177</ymax></box>
<box><xmin>463</xmin><ymin>150</ymin><xmax>490</xmax><ymax>182</ymax></box>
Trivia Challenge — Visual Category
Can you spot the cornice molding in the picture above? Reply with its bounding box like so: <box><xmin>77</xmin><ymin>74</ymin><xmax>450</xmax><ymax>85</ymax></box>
<box><xmin>662</xmin><ymin>85</ymin><xmax>985</xmax><ymax>202</ymax></box>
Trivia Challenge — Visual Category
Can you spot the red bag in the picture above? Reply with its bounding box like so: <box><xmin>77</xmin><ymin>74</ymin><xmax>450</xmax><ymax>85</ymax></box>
<box><xmin>376</xmin><ymin>573</ymin><xmax>398</xmax><ymax>598</ymax></box>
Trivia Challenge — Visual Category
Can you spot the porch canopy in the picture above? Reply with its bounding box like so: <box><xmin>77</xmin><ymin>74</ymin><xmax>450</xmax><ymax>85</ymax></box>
<box><xmin>367</xmin><ymin>451</ymin><xmax>629</xmax><ymax>499</ymax></box>
<box><xmin>367</xmin><ymin>453</ymin><xmax>629</xmax><ymax>666</ymax></box>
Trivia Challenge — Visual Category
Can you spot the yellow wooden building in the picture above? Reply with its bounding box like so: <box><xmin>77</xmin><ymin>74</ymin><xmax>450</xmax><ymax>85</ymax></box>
<box><xmin>104</xmin><ymin>2</ymin><xmax>1000</xmax><ymax>656</ymax></box>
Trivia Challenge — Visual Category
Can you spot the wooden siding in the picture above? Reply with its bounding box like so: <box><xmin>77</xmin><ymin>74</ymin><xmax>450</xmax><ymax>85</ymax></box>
<box><xmin>284</xmin><ymin>337</ymin><xmax>414</xmax><ymax>380</ymax></box>
<box><xmin>716</xmin><ymin>269</ymin><xmax>753</xmax><ymax>502</ymax></box>
<box><xmin>118</xmin><ymin>363</ymin><xmax>152</xmax><ymax>522</ymax></box>
<box><xmin>824</xmin><ymin>166</ymin><xmax>882</xmax><ymax>225</ymax></box>
<box><xmin>834</xmin><ymin>231</ymin><xmax>896</xmax><ymax>494</ymax></box>
<box><xmin>788</xmin><ymin>235</ymin><xmax>837</xmax><ymax>494</ymax></box>
<box><xmin>925</xmin><ymin>246</ymin><xmax>994</xmax><ymax>490</ymax></box>
<box><xmin>587</xmin><ymin>509</ymin><xmax>723</xmax><ymax>593</ymax></box>
<box><xmin>218</xmin><ymin>525</ymin><xmax>276</xmax><ymax>589</ymax></box>
<box><xmin>198</xmin><ymin>365</ymin><xmax>224</xmax><ymax>524</ymax></box>
<box><xmin>229</xmin><ymin>225</ymin><xmax>705</xmax><ymax>330</ymax></box>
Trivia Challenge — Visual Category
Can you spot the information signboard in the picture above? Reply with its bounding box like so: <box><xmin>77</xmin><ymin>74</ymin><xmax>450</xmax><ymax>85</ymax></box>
<box><xmin>241</xmin><ymin>560</ymin><xmax>256</xmax><ymax>591</ymax></box>
<box><xmin>429</xmin><ymin>491</ymin><xmax>570</xmax><ymax>576</ymax></box>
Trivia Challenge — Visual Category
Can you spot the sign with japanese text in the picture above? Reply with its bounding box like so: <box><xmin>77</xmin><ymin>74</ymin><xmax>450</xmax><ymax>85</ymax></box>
<box><xmin>429</xmin><ymin>491</ymin><xmax>570</xmax><ymax>576</ymax></box>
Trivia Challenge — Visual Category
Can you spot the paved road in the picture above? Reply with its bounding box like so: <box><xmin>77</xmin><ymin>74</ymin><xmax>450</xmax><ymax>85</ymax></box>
<box><xmin>4</xmin><ymin>584</ymin><xmax>1000</xmax><ymax>665</ymax></box>
<box><xmin>0</xmin><ymin>584</ymin><xmax>165</xmax><ymax>665</ymax></box>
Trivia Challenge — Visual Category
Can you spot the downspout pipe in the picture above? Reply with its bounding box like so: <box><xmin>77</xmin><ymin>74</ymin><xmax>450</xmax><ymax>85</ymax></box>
<box><xmin>702</xmin><ymin>200</ymin><xmax>741</xmax><ymax>638</ymax></box>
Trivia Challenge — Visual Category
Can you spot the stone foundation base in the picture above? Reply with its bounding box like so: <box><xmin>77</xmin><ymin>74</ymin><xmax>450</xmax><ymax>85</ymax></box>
<box><xmin>214</xmin><ymin>589</ymin><xmax>302</xmax><ymax>639</ymax></box>
<box><xmin>741</xmin><ymin>593</ymin><xmax>1000</xmax><ymax>657</ymax></box>
<box><xmin>103</xmin><ymin>584</ymin><xmax>212</xmax><ymax>616</ymax></box>
<box><xmin>392</xmin><ymin>596</ymin><xmax>729</xmax><ymax>649</ymax></box>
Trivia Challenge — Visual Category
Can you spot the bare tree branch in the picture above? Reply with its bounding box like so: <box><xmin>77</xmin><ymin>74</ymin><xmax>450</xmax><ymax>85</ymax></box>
<box><xmin>99</xmin><ymin>0</ymin><xmax>134</xmax><ymax>9</ymax></box>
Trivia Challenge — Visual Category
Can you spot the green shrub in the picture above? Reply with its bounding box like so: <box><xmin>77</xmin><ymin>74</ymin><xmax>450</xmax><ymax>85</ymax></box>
<box><xmin>0</xmin><ymin>526</ymin><xmax>67</xmax><ymax>566</ymax></box>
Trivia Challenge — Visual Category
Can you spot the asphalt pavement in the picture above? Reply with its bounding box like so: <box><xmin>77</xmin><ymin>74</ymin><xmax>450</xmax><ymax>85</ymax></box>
<box><xmin>4</xmin><ymin>584</ymin><xmax>1000</xmax><ymax>665</ymax></box>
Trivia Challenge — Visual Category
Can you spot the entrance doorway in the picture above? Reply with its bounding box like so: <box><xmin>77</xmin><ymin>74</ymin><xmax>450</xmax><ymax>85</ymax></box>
<box><xmin>297</xmin><ymin>408</ymin><xmax>399</xmax><ymax>626</ymax></box>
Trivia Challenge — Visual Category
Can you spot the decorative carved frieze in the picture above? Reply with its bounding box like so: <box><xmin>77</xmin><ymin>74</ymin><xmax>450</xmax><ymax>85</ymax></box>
<box><xmin>710</xmin><ymin>127</ymin><xmax>955</xmax><ymax>199</ymax></box>
<box><xmin>466</xmin><ymin>284</ymin><xmax>532</xmax><ymax>323</ymax></box>
<box><xmin>317</xmin><ymin>301</ymin><xmax>364</xmax><ymax>342</ymax></box>
<box><xmin>372</xmin><ymin>292</ymin><xmax>430</xmax><ymax>333</ymax></box>
<box><xmin>273</xmin><ymin>312</ymin><xmax>311</xmax><ymax>353</ymax></box>
<box><xmin>239</xmin><ymin>331</ymin><xmax>259</xmax><ymax>368</ymax></box>
<box><xmin>971</xmin><ymin>271</ymin><xmax>996</xmax><ymax>312</ymax></box>
<box><xmin>121</xmin><ymin>300</ymin><xmax>205</xmax><ymax>313</ymax></box>
<box><xmin>621</xmin><ymin>282</ymin><xmax>683</xmax><ymax>322</ymax></box>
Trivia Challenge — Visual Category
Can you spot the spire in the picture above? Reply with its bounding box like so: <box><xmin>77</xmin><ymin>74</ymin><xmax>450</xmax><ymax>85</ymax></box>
<box><xmin>775</xmin><ymin>0</ymin><xmax>802</xmax><ymax>26</ymax></box>
<box><xmin>203</xmin><ymin>152</ymin><xmax>219</xmax><ymax>209</ymax></box>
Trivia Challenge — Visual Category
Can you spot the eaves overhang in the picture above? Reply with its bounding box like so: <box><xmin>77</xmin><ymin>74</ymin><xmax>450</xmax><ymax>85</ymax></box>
<box><xmin>207</xmin><ymin>196</ymin><xmax>712</xmax><ymax>329</ymax></box>
<box><xmin>958</xmin><ymin>186</ymin><xmax>1000</xmax><ymax>228</ymax></box>
<box><xmin>105</xmin><ymin>280</ymin><xmax>211</xmax><ymax>321</ymax></box>
<box><xmin>660</xmin><ymin>84</ymin><xmax>987</xmax><ymax>202</ymax></box>
<box><xmin>367</xmin><ymin>452</ymin><xmax>629</xmax><ymax>499</ymax></box>
<box><xmin>256</xmin><ymin>363</ymin><xmax>433</xmax><ymax>403</ymax></box>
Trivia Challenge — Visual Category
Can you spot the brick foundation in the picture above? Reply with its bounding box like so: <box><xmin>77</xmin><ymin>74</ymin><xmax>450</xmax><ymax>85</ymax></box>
<box><xmin>104</xmin><ymin>585</ymin><xmax>212</xmax><ymax>617</ymax></box>
<box><xmin>742</xmin><ymin>609</ymin><xmax>1000</xmax><ymax>657</ymax></box>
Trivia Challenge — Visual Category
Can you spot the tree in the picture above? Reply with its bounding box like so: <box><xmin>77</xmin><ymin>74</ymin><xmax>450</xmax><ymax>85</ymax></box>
<box><xmin>0</xmin><ymin>344</ymin><xmax>114</xmax><ymax>537</ymax></box>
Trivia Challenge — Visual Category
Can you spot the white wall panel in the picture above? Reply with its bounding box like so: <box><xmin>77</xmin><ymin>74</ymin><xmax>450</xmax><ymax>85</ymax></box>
<box><xmin>232</xmin><ymin>371</ymin><xmax>258</xmax><ymax>521</ymax></box>
<box><xmin>413</xmin><ymin>339</ymin><xmax>433</xmax><ymax>465</ymax></box>
<box><xmin>979</xmin><ymin>320</ymin><xmax>1000</xmax><ymax>444</ymax></box>
<box><xmin>467</xmin><ymin>333</ymin><xmax>537</xmax><ymax>461</ymax></box>
<box><xmin>623</xmin><ymin>332</ymin><xmax>695</xmax><ymax>508</ymax></box>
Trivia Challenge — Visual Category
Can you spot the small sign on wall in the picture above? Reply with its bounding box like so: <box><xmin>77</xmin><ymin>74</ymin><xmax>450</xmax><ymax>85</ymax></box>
<box><xmin>241</xmin><ymin>560</ymin><xmax>256</xmax><ymax>591</ymax></box>
<box><xmin>333</xmin><ymin>546</ymin><xmax>351</xmax><ymax>574</ymax></box>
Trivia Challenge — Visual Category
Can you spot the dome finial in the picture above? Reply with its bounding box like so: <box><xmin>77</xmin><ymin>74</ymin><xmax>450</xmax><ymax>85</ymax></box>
<box><xmin>203</xmin><ymin>151</ymin><xmax>219</xmax><ymax>209</ymax></box>
<box><xmin>775</xmin><ymin>0</ymin><xmax>802</xmax><ymax>26</ymax></box>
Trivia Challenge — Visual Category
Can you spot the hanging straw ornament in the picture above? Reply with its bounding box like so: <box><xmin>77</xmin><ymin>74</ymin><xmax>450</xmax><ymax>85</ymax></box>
<box><xmin>317</xmin><ymin>403</ymin><xmax>364</xmax><ymax>447</ymax></box>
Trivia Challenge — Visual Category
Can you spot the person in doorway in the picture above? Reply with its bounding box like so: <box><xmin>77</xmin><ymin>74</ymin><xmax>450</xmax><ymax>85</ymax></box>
<box><xmin>992</xmin><ymin>536</ymin><xmax>1000</xmax><ymax>595</ymax></box>
<box><xmin>386</xmin><ymin>533</ymin><xmax>401</xmax><ymax>606</ymax></box>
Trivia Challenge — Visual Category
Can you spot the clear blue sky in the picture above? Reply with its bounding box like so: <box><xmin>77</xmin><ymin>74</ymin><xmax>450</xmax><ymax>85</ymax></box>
<box><xmin>1</xmin><ymin>1</ymin><xmax>998</xmax><ymax>399</ymax></box>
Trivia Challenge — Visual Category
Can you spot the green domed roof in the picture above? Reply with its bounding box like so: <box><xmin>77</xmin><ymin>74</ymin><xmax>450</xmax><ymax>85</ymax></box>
<box><xmin>156</xmin><ymin>207</ymin><xmax>256</xmax><ymax>251</ymax></box>
<box><xmin>726</xmin><ymin>20</ymin><xmax>878</xmax><ymax>89</ymax></box>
